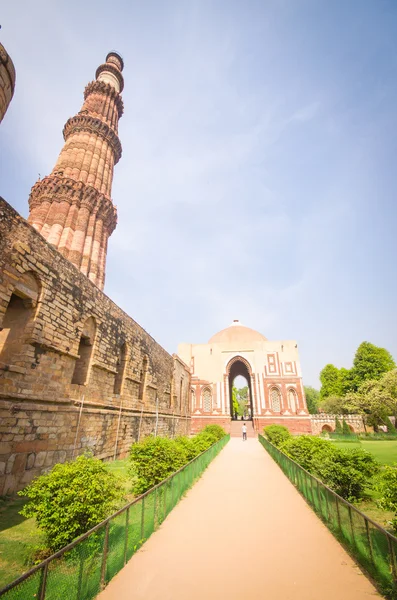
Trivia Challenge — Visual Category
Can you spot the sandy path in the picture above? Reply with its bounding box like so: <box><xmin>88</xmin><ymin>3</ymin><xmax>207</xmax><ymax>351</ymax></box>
<box><xmin>97</xmin><ymin>438</ymin><xmax>379</xmax><ymax>600</ymax></box>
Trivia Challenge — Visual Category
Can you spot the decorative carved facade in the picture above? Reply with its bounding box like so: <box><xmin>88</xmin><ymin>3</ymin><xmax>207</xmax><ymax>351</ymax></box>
<box><xmin>27</xmin><ymin>52</ymin><xmax>124</xmax><ymax>290</ymax></box>
<box><xmin>178</xmin><ymin>320</ymin><xmax>311</xmax><ymax>434</ymax></box>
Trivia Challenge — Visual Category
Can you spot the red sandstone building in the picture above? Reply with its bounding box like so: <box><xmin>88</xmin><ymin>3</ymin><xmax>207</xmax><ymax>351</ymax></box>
<box><xmin>178</xmin><ymin>319</ymin><xmax>311</xmax><ymax>434</ymax></box>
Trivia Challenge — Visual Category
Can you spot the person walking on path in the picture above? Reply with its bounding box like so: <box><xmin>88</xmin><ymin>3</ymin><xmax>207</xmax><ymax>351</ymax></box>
<box><xmin>242</xmin><ymin>422</ymin><xmax>247</xmax><ymax>441</ymax></box>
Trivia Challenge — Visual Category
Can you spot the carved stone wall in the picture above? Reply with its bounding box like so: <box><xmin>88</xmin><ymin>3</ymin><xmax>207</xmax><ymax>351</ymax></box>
<box><xmin>0</xmin><ymin>198</ymin><xmax>191</xmax><ymax>494</ymax></box>
<box><xmin>310</xmin><ymin>414</ymin><xmax>365</xmax><ymax>434</ymax></box>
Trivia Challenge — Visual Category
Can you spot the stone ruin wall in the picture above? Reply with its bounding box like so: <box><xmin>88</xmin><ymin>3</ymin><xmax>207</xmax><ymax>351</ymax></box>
<box><xmin>0</xmin><ymin>199</ymin><xmax>191</xmax><ymax>494</ymax></box>
<box><xmin>310</xmin><ymin>414</ymin><xmax>365</xmax><ymax>434</ymax></box>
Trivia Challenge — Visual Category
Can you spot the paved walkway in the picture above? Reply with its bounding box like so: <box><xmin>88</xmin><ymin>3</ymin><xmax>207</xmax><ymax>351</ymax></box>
<box><xmin>98</xmin><ymin>439</ymin><xmax>379</xmax><ymax>600</ymax></box>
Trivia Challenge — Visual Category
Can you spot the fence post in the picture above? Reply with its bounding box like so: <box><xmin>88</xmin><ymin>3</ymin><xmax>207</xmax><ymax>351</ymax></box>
<box><xmin>164</xmin><ymin>483</ymin><xmax>167</xmax><ymax>521</ymax></box>
<box><xmin>154</xmin><ymin>487</ymin><xmax>158</xmax><ymax>529</ymax></box>
<box><xmin>100</xmin><ymin>522</ymin><xmax>110</xmax><ymax>590</ymax></box>
<box><xmin>124</xmin><ymin>508</ymin><xmax>130</xmax><ymax>565</ymax></box>
<box><xmin>38</xmin><ymin>562</ymin><xmax>48</xmax><ymax>600</ymax></box>
<box><xmin>348</xmin><ymin>505</ymin><xmax>355</xmax><ymax>547</ymax></box>
<box><xmin>141</xmin><ymin>496</ymin><xmax>145</xmax><ymax>542</ymax></box>
<box><xmin>324</xmin><ymin>487</ymin><xmax>330</xmax><ymax>523</ymax></box>
<box><xmin>335</xmin><ymin>496</ymin><xmax>342</xmax><ymax>533</ymax></box>
<box><xmin>365</xmin><ymin>519</ymin><xmax>374</xmax><ymax>566</ymax></box>
<box><xmin>387</xmin><ymin>534</ymin><xmax>397</xmax><ymax>584</ymax></box>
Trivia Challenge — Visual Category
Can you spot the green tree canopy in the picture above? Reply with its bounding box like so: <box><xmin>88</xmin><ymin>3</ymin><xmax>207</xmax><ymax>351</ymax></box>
<box><xmin>319</xmin><ymin>342</ymin><xmax>395</xmax><ymax>399</ymax></box>
<box><xmin>351</xmin><ymin>342</ymin><xmax>395</xmax><ymax>390</ymax></box>
<box><xmin>304</xmin><ymin>386</ymin><xmax>320</xmax><ymax>414</ymax></box>
<box><xmin>319</xmin><ymin>364</ymin><xmax>342</xmax><ymax>399</ymax></box>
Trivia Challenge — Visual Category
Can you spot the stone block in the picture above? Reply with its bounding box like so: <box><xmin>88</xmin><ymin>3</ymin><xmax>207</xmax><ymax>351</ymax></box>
<box><xmin>26</xmin><ymin>453</ymin><xmax>35</xmax><ymax>470</ymax></box>
<box><xmin>35</xmin><ymin>451</ymin><xmax>46</xmax><ymax>468</ymax></box>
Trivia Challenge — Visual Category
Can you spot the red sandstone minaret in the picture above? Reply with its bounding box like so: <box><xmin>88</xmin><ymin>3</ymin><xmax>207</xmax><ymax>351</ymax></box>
<box><xmin>28</xmin><ymin>52</ymin><xmax>124</xmax><ymax>289</ymax></box>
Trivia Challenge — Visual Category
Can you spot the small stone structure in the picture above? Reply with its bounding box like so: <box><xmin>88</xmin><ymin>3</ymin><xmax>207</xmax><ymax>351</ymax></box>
<box><xmin>310</xmin><ymin>414</ymin><xmax>365</xmax><ymax>434</ymax></box>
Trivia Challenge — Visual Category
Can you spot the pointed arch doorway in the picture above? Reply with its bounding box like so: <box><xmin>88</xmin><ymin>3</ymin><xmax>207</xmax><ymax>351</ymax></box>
<box><xmin>227</xmin><ymin>356</ymin><xmax>254</xmax><ymax>421</ymax></box>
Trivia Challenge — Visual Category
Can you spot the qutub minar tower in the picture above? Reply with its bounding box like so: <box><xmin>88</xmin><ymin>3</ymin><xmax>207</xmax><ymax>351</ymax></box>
<box><xmin>27</xmin><ymin>52</ymin><xmax>124</xmax><ymax>289</ymax></box>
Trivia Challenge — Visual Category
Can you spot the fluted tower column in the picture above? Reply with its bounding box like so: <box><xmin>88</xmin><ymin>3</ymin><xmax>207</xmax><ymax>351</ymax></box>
<box><xmin>28</xmin><ymin>52</ymin><xmax>124</xmax><ymax>289</ymax></box>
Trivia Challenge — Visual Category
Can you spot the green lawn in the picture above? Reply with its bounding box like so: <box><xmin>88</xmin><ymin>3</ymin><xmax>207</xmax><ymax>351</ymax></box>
<box><xmin>0</xmin><ymin>459</ymin><xmax>131</xmax><ymax>590</ymax></box>
<box><xmin>333</xmin><ymin>440</ymin><xmax>397</xmax><ymax>465</ymax></box>
<box><xmin>0</xmin><ymin>495</ymin><xmax>44</xmax><ymax>588</ymax></box>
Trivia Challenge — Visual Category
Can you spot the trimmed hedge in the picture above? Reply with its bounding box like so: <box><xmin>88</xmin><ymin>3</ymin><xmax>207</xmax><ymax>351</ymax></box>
<box><xmin>263</xmin><ymin>425</ymin><xmax>291</xmax><ymax>447</ymax></box>
<box><xmin>129</xmin><ymin>426</ymin><xmax>226</xmax><ymax>494</ymax></box>
<box><xmin>280</xmin><ymin>435</ymin><xmax>379</xmax><ymax>501</ymax></box>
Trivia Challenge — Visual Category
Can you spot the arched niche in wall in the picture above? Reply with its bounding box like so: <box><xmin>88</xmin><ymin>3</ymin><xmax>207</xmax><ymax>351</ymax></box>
<box><xmin>270</xmin><ymin>387</ymin><xmax>281</xmax><ymax>413</ymax></box>
<box><xmin>139</xmin><ymin>355</ymin><xmax>149</xmax><ymax>402</ymax></box>
<box><xmin>0</xmin><ymin>271</ymin><xmax>41</xmax><ymax>367</ymax></box>
<box><xmin>202</xmin><ymin>387</ymin><xmax>212</xmax><ymax>413</ymax></box>
<box><xmin>114</xmin><ymin>341</ymin><xmax>128</xmax><ymax>395</ymax></box>
<box><xmin>72</xmin><ymin>316</ymin><xmax>96</xmax><ymax>385</ymax></box>
<box><xmin>288</xmin><ymin>388</ymin><xmax>298</xmax><ymax>413</ymax></box>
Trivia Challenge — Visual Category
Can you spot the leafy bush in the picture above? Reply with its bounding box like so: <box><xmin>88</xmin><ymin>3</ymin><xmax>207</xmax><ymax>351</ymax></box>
<box><xmin>384</xmin><ymin>416</ymin><xmax>397</xmax><ymax>434</ymax></box>
<box><xmin>174</xmin><ymin>436</ymin><xmax>200</xmax><ymax>461</ymax></box>
<box><xmin>313</xmin><ymin>448</ymin><xmax>379</xmax><ymax>501</ymax></box>
<box><xmin>281</xmin><ymin>435</ymin><xmax>379</xmax><ymax>500</ymax></box>
<box><xmin>342</xmin><ymin>420</ymin><xmax>352</xmax><ymax>435</ymax></box>
<box><xmin>335</xmin><ymin>417</ymin><xmax>343</xmax><ymax>434</ymax></box>
<box><xmin>376</xmin><ymin>465</ymin><xmax>397</xmax><ymax>532</ymax></box>
<box><xmin>263</xmin><ymin>425</ymin><xmax>291</xmax><ymax>447</ymax></box>
<box><xmin>191</xmin><ymin>432</ymin><xmax>217</xmax><ymax>454</ymax></box>
<box><xmin>281</xmin><ymin>435</ymin><xmax>333</xmax><ymax>471</ymax></box>
<box><xmin>200</xmin><ymin>424</ymin><xmax>226</xmax><ymax>441</ymax></box>
<box><xmin>18</xmin><ymin>454</ymin><xmax>124</xmax><ymax>552</ymax></box>
<box><xmin>129</xmin><ymin>436</ymin><xmax>188</xmax><ymax>495</ymax></box>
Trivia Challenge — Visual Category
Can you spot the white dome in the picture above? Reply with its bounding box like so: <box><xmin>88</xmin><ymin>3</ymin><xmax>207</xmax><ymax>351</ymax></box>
<box><xmin>208</xmin><ymin>320</ymin><xmax>267</xmax><ymax>344</ymax></box>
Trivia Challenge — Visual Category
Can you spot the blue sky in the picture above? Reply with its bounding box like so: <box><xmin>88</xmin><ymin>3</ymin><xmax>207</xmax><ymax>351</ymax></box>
<box><xmin>1</xmin><ymin>0</ymin><xmax>397</xmax><ymax>387</ymax></box>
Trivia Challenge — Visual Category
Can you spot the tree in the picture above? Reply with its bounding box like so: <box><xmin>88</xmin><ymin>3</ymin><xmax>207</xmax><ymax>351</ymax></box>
<box><xmin>320</xmin><ymin>364</ymin><xmax>342</xmax><ymax>399</ymax></box>
<box><xmin>344</xmin><ymin>376</ymin><xmax>394</xmax><ymax>432</ymax></box>
<box><xmin>232</xmin><ymin>387</ymin><xmax>239</xmax><ymax>416</ymax></box>
<box><xmin>335</xmin><ymin>417</ymin><xmax>343</xmax><ymax>434</ymax></box>
<box><xmin>19</xmin><ymin>454</ymin><xmax>124</xmax><ymax>552</ymax></box>
<box><xmin>232</xmin><ymin>386</ymin><xmax>248</xmax><ymax>417</ymax></box>
<box><xmin>342</xmin><ymin>420</ymin><xmax>352</xmax><ymax>435</ymax></box>
<box><xmin>339</xmin><ymin>368</ymin><xmax>355</xmax><ymax>395</ymax></box>
<box><xmin>318</xmin><ymin>395</ymin><xmax>347</xmax><ymax>415</ymax></box>
<box><xmin>351</xmin><ymin>342</ymin><xmax>395</xmax><ymax>390</ymax></box>
<box><xmin>304</xmin><ymin>386</ymin><xmax>320</xmax><ymax>414</ymax></box>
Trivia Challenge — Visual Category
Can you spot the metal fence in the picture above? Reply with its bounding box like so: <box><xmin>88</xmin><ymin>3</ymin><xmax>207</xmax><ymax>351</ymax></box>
<box><xmin>0</xmin><ymin>435</ymin><xmax>230</xmax><ymax>600</ymax></box>
<box><xmin>258</xmin><ymin>434</ymin><xmax>397</xmax><ymax>598</ymax></box>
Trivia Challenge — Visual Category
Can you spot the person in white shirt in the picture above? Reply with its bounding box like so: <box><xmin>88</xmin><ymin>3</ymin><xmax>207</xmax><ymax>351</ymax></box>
<box><xmin>242</xmin><ymin>423</ymin><xmax>247</xmax><ymax>441</ymax></box>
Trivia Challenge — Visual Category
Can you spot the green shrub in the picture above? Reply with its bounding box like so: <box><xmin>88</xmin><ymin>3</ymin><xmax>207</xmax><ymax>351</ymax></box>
<box><xmin>191</xmin><ymin>432</ymin><xmax>217</xmax><ymax>454</ymax></box>
<box><xmin>263</xmin><ymin>425</ymin><xmax>291</xmax><ymax>447</ymax></box>
<box><xmin>384</xmin><ymin>416</ymin><xmax>397</xmax><ymax>434</ymax></box>
<box><xmin>335</xmin><ymin>417</ymin><xmax>343</xmax><ymax>434</ymax></box>
<box><xmin>376</xmin><ymin>465</ymin><xmax>397</xmax><ymax>532</ymax></box>
<box><xmin>342</xmin><ymin>420</ymin><xmax>352</xmax><ymax>435</ymax></box>
<box><xmin>129</xmin><ymin>436</ymin><xmax>188</xmax><ymax>495</ymax></box>
<box><xmin>200</xmin><ymin>424</ymin><xmax>226</xmax><ymax>441</ymax></box>
<box><xmin>313</xmin><ymin>448</ymin><xmax>379</xmax><ymax>501</ymax></box>
<box><xmin>18</xmin><ymin>454</ymin><xmax>124</xmax><ymax>552</ymax></box>
<box><xmin>174</xmin><ymin>436</ymin><xmax>200</xmax><ymax>461</ymax></box>
<box><xmin>281</xmin><ymin>436</ymin><xmax>335</xmax><ymax>471</ymax></box>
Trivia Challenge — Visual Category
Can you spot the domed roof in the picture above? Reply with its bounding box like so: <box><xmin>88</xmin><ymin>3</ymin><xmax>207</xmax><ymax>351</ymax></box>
<box><xmin>208</xmin><ymin>320</ymin><xmax>267</xmax><ymax>344</ymax></box>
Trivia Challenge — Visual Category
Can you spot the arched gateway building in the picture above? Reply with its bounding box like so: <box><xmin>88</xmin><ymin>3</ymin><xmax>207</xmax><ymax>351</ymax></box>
<box><xmin>178</xmin><ymin>320</ymin><xmax>311</xmax><ymax>435</ymax></box>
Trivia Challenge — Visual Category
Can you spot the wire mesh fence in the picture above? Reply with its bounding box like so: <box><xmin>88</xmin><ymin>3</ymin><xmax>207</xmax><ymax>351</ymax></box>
<box><xmin>0</xmin><ymin>434</ymin><xmax>230</xmax><ymax>600</ymax></box>
<box><xmin>259</xmin><ymin>434</ymin><xmax>397</xmax><ymax>598</ymax></box>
